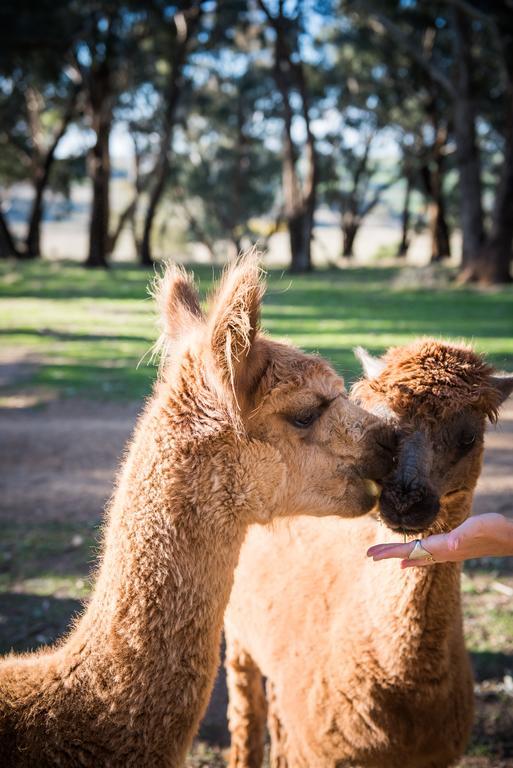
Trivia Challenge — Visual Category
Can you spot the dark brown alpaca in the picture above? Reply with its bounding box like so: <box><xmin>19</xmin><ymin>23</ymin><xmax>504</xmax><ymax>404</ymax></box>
<box><xmin>0</xmin><ymin>259</ymin><xmax>398</xmax><ymax>768</ymax></box>
<box><xmin>225</xmin><ymin>339</ymin><xmax>513</xmax><ymax>768</ymax></box>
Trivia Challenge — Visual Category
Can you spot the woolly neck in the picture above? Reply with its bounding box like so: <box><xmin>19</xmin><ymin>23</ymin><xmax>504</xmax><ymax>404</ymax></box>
<box><xmin>362</xmin><ymin>510</ymin><xmax>467</xmax><ymax>686</ymax></box>
<box><xmin>55</xmin><ymin>397</ymin><xmax>247</xmax><ymax>764</ymax></box>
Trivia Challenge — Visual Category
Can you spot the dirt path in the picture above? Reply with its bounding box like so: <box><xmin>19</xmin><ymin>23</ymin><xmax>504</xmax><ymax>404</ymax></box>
<box><xmin>0</xmin><ymin>397</ymin><xmax>512</xmax><ymax>757</ymax></box>
<box><xmin>474</xmin><ymin>399</ymin><xmax>513</xmax><ymax>518</ymax></box>
<box><xmin>1</xmin><ymin>397</ymin><xmax>511</xmax><ymax>525</ymax></box>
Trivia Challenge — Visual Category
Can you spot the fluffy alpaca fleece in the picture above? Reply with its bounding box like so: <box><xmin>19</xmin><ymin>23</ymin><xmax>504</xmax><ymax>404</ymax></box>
<box><xmin>0</xmin><ymin>259</ymin><xmax>398</xmax><ymax>768</ymax></box>
<box><xmin>225</xmin><ymin>339</ymin><xmax>513</xmax><ymax>768</ymax></box>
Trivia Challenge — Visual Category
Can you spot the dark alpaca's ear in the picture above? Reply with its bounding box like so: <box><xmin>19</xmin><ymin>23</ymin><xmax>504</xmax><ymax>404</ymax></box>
<box><xmin>207</xmin><ymin>256</ymin><xmax>266</xmax><ymax>406</ymax></box>
<box><xmin>490</xmin><ymin>373</ymin><xmax>513</xmax><ymax>406</ymax></box>
<box><xmin>154</xmin><ymin>264</ymin><xmax>203</xmax><ymax>343</ymax></box>
<box><xmin>354</xmin><ymin>346</ymin><xmax>386</xmax><ymax>380</ymax></box>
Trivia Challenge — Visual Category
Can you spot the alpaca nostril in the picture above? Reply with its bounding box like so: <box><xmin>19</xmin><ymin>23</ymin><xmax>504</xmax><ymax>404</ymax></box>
<box><xmin>379</xmin><ymin>479</ymin><xmax>441</xmax><ymax>531</ymax></box>
<box><xmin>400</xmin><ymin>479</ymin><xmax>415</xmax><ymax>495</ymax></box>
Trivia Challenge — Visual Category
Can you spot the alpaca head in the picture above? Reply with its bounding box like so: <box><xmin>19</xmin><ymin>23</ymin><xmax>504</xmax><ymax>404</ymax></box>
<box><xmin>155</xmin><ymin>258</ymin><xmax>399</xmax><ymax>525</ymax></box>
<box><xmin>353</xmin><ymin>340</ymin><xmax>513</xmax><ymax>534</ymax></box>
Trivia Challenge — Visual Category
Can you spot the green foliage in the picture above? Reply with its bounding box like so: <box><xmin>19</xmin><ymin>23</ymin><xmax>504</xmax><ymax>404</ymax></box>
<box><xmin>172</xmin><ymin>64</ymin><xmax>281</xmax><ymax>252</ymax></box>
<box><xmin>0</xmin><ymin>0</ymin><xmax>511</xmax><ymax>276</ymax></box>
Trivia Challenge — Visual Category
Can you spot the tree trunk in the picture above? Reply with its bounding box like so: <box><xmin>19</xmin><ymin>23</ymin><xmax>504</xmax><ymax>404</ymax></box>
<box><xmin>288</xmin><ymin>211</ymin><xmax>312</xmax><ymax>273</ymax></box>
<box><xmin>431</xmin><ymin>156</ymin><xmax>451</xmax><ymax>263</ymax></box>
<box><xmin>397</xmin><ymin>173</ymin><xmax>412</xmax><ymax>258</ymax></box>
<box><xmin>107</xmin><ymin>199</ymin><xmax>137</xmax><ymax>257</ymax></box>
<box><xmin>262</xmin><ymin>0</ymin><xmax>317</xmax><ymax>274</ymax></box>
<box><xmin>425</xmin><ymin>186</ymin><xmax>451</xmax><ymax>263</ymax></box>
<box><xmin>342</xmin><ymin>215</ymin><xmax>358</xmax><ymax>258</ymax></box>
<box><xmin>282</xmin><ymin>134</ymin><xmax>314</xmax><ymax>273</ymax></box>
<box><xmin>342</xmin><ymin>228</ymin><xmax>356</xmax><ymax>258</ymax></box>
<box><xmin>431</xmin><ymin>200</ymin><xmax>451</xmax><ymax>262</ymax></box>
<box><xmin>451</xmin><ymin>8</ymin><xmax>484</xmax><ymax>270</ymax></box>
<box><xmin>24</xmin><ymin>87</ymin><xmax>78</xmax><ymax>260</ymax></box>
<box><xmin>85</xmin><ymin>57</ymin><xmax>112</xmax><ymax>270</ymax></box>
<box><xmin>0</xmin><ymin>205</ymin><xmax>19</xmax><ymax>259</ymax></box>
<box><xmin>468</xmin><ymin>94</ymin><xmax>513</xmax><ymax>284</ymax></box>
<box><xmin>139</xmin><ymin>4</ymin><xmax>201</xmax><ymax>267</ymax></box>
<box><xmin>107</xmin><ymin>132</ymin><xmax>144</xmax><ymax>259</ymax></box>
<box><xmin>140</xmin><ymin>158</ymin><xmax>167</xmax><ymax>267</ymax></box>
<box><xmin>86</xmin><ymin>115</ymin><xmax>111</xmax><ymax>268</ymax></box>
<box><xmin>485</xmin><ymin>198</ymin><xmax>513</xmax><ymax>282</ymax></box>
<box><xmin>24</xmin><ymin>175</ymin><xmax>46</xmax><ymax>259</ymax></box>
<box><xmin>420</xmin><ymin>157</ymin><xmax>451</xmax><ymax>263</ymax></box>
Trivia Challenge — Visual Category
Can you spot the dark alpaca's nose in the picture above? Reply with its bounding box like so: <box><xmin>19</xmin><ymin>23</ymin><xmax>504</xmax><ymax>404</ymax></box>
<box><xmin>379</xmin><ymin>482</ymin><xmax>440</xmax><ymax>533</ymax></box>
<box><xmin>378</xmin><ymin>429</ymin><xmax>440</xmax><ymax>532</ymax></box>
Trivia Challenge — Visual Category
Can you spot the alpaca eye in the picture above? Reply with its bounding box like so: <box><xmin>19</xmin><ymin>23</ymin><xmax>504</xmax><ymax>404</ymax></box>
<box><xmin>459</xmin><ymin>432</ymin><xmax>476</xmax><ymax>448</ymax></box>
<box><xmin>292</xmin><ymin>412</ymin><xmax>317</xmax><ymax>429</ymax></box>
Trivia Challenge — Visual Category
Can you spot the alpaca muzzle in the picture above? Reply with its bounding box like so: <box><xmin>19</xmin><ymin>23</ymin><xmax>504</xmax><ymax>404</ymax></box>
<box><xmin>378</xmin><ymin>430</ymin><xmax>441</xmax><ymax>533</ymax></box>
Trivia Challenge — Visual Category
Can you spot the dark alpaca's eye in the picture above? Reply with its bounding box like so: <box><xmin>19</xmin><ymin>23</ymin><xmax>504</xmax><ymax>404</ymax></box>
<box><xmin>459</xmin><ymin>432</ymin><xmax>476</xmax><ymax>448</ymax></box>
<box><xmin>292</xmin><ymin>412</ymin><xmax>317</xmax><ymax>429</ymax></box>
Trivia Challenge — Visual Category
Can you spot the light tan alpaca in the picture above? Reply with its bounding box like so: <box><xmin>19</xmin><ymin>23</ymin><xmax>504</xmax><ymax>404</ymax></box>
<box><xmin>0</xmin><ymin>260</ymin><xmax>399</xmax><ymax>768</ymax></box>
<box><xmin>225</xmin><ymin>339</ymin><xmax>513</xmax><ymax>768</ymax></box>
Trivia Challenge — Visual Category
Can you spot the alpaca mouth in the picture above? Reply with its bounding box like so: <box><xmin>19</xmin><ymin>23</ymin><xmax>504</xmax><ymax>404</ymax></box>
<box><xmin>390</xmin><ymin>521</ymin><xmax>430</xmax><ymax>535</ymax></box>
<box><xmin>373</xmin><ymin>513</ymin><xmax>433</xmax><ymax>535</ymax></box>
<box><xmin>380</xmin><ymin>514</ymin><xmax>439</xmax><ymax>535</ymax></box>
<box><xmin>379</xmin><ymin>482</ymin><xmax>441</xmax><ymax>535</ymax></box>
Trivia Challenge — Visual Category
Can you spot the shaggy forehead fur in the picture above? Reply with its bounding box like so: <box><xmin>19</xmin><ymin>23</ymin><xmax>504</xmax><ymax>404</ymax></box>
<box><xmin>255</xmin><ymin>339</ymin><xmax>343</xmax><ymax>401</ymax></box>
<box><xmin>353</xmin><ymin>339</ymin><xmax>501</xmax><ymax>423</ymax></box>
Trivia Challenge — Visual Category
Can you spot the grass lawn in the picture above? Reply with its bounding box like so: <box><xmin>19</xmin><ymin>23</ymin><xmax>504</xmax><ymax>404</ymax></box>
<box><xmin>1</xmin><ymin>259</ymin><xmax>512</xmax><ymax>401</ymax></box>
<box><xmin>1</xmin><ymin>259</ymin><xmax>513</xmax><ymax>765</ymax></box>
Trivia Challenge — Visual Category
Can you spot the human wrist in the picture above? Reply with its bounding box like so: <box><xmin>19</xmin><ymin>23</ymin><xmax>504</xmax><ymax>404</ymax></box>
<box><xmin>485</xmin><ymin>513</ymin><xmax>513</xmax><ymax>556</ymax></box>
<box><xmin>497</xmin><ymin>514</ymin><xmax>513</xmax><ymax>556</ymax></box>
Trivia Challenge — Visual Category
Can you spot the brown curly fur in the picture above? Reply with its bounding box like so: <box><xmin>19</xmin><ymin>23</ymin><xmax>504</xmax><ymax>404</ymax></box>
<box><xmin>352</xmin><ymin>339</ymin><xmax>503</xmax><ymax>424</ymax></box>
<box><xmin>225</xmin><ymin>339</ymin><xmax>513</xmax><ymax>768</ymax></box>
<box><xmin>0</xmin><ymin>258</ymin><xmax>397</xmax><ymax>768</ymax></box>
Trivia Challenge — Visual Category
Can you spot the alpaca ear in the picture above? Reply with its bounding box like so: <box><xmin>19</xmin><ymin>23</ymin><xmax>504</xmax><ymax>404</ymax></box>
<box><xmin>354</xmin><ymin>346</ymin><xmax>386</xmax><ymax>380</ymax></box>
<box><xmin>207</xmin><ymin>257</ymin><xmax>265</xmax><ymax>404</ymax></box>
<box><xmin>155</xmin><ymin>264</ymin><xmax>203</xmax><ymax>342</ymax></box>
<box><xmin>490</xmin><ymin>373</ymin><xmax>513</xmax><ymax>406</ymax></box>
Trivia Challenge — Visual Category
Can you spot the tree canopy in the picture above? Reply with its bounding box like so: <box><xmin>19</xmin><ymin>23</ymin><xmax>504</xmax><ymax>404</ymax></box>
<box><xmin>0</xmin><ymin>0</ymin><xmax>511</xmax><ymax>283</ymax></box>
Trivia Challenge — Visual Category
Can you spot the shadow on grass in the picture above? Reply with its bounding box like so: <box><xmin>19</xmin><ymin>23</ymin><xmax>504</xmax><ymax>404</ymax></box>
<box><xmin>471</xmin><ymin>650</ymin><xmax>513</xmax><ymax>682</ymax></box>
<box><xmin>0</xmin><ymin>261</ymin><xmax>219</xmax><ymax>301</ymax></box>
<box><xmin>0</xmin><ymin>329</ymin><xmax>152</xmax><ymax>344</ymax></box>
<box><xmin>0</xmin><ymin>592</ymin><xmax>82</xmax><ymax>654</ymax></box>
<box><xmin>29</xmin><ymin>362</ymin><xmax>155</xmax><ymax>400</ymax></box>
<box><xmin>0</xmin><ymin>521</ymin><xmax>99</xmax><ymax>583</ymax></box>
<box><xmin>199</xmin><ymin>651</ymin><xmax>229</xmax><ymax>748</ymax></box>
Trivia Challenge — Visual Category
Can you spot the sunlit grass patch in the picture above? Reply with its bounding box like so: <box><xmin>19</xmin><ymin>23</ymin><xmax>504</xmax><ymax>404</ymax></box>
<box><xmin>1</xmin><ymin>259</ymin><xmax>512</xmax><ymax>402</ymax></box>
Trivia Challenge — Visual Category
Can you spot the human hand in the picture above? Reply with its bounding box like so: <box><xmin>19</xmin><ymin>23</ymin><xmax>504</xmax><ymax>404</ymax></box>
<box><xmin>367</xmin><ymin>513</ymin><xmax>513</xmax><ymax>568</ymax></box>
